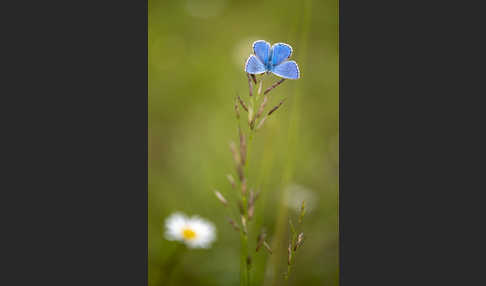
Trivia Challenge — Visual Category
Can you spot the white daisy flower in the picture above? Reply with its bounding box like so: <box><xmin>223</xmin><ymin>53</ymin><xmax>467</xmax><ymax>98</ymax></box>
<box><xmin>164</xmin><ymin>212</ymin><xmax>216</xmax><ymax>249</ymax></box>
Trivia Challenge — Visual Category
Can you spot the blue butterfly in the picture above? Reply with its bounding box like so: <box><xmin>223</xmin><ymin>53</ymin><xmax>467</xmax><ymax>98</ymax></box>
<box><xmin>245</xmin><ymin>40</ymin><xmax>300</xmax><ymax>79</ymax></box>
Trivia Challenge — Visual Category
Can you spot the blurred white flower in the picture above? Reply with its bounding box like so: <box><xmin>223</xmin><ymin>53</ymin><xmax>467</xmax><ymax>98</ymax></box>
<box><xmin>164</xmin><ymin>212</ymin><xmax>216</xmax><ymax>248</ymax></box>
<box><xmin>284</xmin><ymin>184</ymin><xmax>318</xmax><ymax>213</ymax></box>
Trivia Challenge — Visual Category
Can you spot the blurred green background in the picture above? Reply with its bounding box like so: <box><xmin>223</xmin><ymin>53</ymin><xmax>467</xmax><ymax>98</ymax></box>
<box><xmin>149</xmin><ymin>0</ymin><xmax>338</xmax><ymax>285</ymax></box>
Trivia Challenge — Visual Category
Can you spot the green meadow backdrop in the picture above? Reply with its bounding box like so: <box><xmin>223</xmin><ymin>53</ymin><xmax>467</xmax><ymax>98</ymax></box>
<box><xmin>149</xmin><ymin>0</ymin><xmax>338</xmax><ymax>285</ymax></box>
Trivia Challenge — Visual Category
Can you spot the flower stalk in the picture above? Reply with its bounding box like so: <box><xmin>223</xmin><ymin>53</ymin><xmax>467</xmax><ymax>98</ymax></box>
<box><xmin>217</xmin><ymin>52</ymin><xmax>296</xmax><ymax>285</ymax></box>
<box><xmin>284</xmin><ymin>201</ymin><xmax>306</xmax><ymax>280</ymax></box>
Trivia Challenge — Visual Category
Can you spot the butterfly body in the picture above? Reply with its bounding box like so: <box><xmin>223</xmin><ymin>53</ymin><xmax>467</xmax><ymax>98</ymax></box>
<box><xmin>245</xmin><ymin>40</ymin><xmax>300</xmax><ymax>79</ymax></box>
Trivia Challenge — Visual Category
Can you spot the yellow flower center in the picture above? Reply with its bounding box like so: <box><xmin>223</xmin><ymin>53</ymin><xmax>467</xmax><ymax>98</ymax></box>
<box><xmin>182</xmin><ymin>228</ymin><xmax>197</xmax><ymax>240</ymax></box>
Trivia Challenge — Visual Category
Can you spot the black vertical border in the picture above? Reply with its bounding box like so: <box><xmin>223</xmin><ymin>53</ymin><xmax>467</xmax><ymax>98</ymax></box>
<box><xmin>339</xmin><ymin>0</ymin><xmax>486</xmax><ymax>285</ymax></box>
<box><xmin>1</xmin><ymin>0</ymin><xmax>148</xmax><ymax>284</ymax></box>
<box><xmin>339</xmin><ymin>0</ymin><xmax>413</xmax><ymax>283</ymax></box>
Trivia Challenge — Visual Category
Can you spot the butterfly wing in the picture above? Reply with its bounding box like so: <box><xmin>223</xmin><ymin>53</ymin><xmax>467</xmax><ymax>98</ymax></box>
<box><xmin>245</xmin><ymin>55</ymin><xmax>266</xmax><ymax>74</ymax></box>
<box><xmin>253</xmin><ymin>40</ymin><xmax>271</xmax><ymax>66</ymax></box>
<box><xmin>271</xmin><ymin>43</ymin><xmax>293</xmax><ymax>66</ymax></box>
<box><xmin>270</xmin><ymin>60</ymin><xmax>300</xmax><ymax>79</ymax></box>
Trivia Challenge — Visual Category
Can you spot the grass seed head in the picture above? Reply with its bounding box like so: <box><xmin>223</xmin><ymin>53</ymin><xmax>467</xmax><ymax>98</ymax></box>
<box><xmin>241</xmin><ymin>179</ymin><xmax>247</xmax><ymax>196</ymax></box>
<box><xmin>256</xmin><ymin>231</ymin><xmax>266</xmax><ymax>252</ymax></box>
<box><xmin>247</xmin><ymin>73</ymin><xmax>253</xmax><ymax>97</ymax></box>
<box><xmin>241</xmin><ymin>215</ymin><xmax>247</xmax><ymax>234</ymax></box>
<box><xmin>226</xmin><ymin>174</ymin><xmax>235</xmax><ymax>189</ymax></box>
<box><xmin>214</xmin><ymin>190</ymin><xmax>228</xmax><ymax>206</ymax></box>
<box><xmin>256</xmin><ymin>95</ymin><xmax>268</xmax><ymax>119</ymax></box>
<box><xmin>294</xmin><ymin>233</ymin><xmax>304</xmax><ymax>251</ymax></box>
<box><xmin>256</xmin><ymin>115</ymin><xmax>267</xmax><ymax>130</ymax></box>
<box><xmin>228</xmin><ymin>218</ymin><xmax>240</xmax><ymax>232</ymax></box>
<box><xmin>239</xmin><ymin>127</ymin><xmax>246</xmax><ymax>165</ymax></box>
<box><xmin>248</xmin><ymin>204</ymin><xmax>254</xmax><ymax>220</ymax></box>
<box><xmin>268</xmin><ymin>98</ymin><xmax>287</xmax><ymax>116</ymax></box>
<box><xmin>264</xmin><ymin>78</ymin><xmax>285</xmax><ymax>95</ymax></box>
<box><xmin>263</xmin><ymin>241</ymin><xmax>273</xmax><ymax>255</ymax></box>
<box><xmin>237</xmin><ymin>95</ymin><xmax>249</xmax><ymax>112</ymax></box>
<box><xmin>299</xmin><ymin>200</ymin><xmax>306</xmax><ymax>224</ymax></box>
